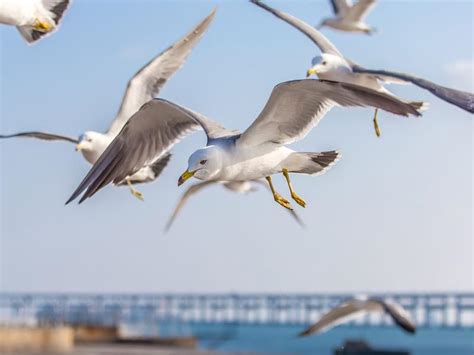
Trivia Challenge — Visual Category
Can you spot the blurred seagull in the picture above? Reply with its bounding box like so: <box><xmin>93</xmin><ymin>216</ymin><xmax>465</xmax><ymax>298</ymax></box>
<box><xmin>66</xmin><ymin>79</ymin><xmax>421</xmax><ymax>210</ymax></box>
<box><xmin>251</xmin><ymin>0</ymin><xmax>474</xmax><ymax>137</ymax></box>
<box><xmin>0</xmin><ymin>8</ymin><xmax>216</xmax><ymax>201</ymax></box>
<box><xmin>318</xmin><ymin>0</ymin><xmax>377</xmax><ymax>34</ymax></box>
<box><xmin>298</xmin><ymin>297</ymin><xmax>416</xmax><ymax>336</ymax></box>
<box><xmin>165</xmin><ymin>180</ymin><xmax>304</xmax><ymax>232</ymax></box>
<box><xmin>0</xmin><ymin>0</ymin><xmax>72</xmax><ymax>44</ymax></box>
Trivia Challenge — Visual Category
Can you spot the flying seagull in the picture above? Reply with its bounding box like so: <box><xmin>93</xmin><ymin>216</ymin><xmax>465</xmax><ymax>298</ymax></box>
<box><xmin>0</xmin><ymin>0</ymin><xmax>72</xmax><ymax>44</ymax></box>
<box><xmin>317</xmin><ymin>0</ymin><xmax>377</xmax><ymax>34</ymax></box>
<box><xmin>251</xmin><ymin>0</ymin><xmax>474</xmax><ymax>137</ymax></box>
<box><xmin>165</xmin><ymin>180</ymin><xmax>304</xmax><ymax>232</ymax></box>
<box><xmin>0</xmin><ymin>8</ymin><xmax>216</xmax><ymax>200</ymax></box>
<box><xmin>66</xmin><ymin>79</ymin><xmax>421</xmax><ymax>210</ymax></box>
<box><xmin>298</xmin><ymin>297</ymin><xmax>416</xmax><ymax>336</ymax></box>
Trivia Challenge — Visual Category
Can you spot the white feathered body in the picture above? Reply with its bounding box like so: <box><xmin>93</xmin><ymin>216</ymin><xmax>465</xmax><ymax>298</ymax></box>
<box><xmin>0</xmin><ymin>0</ymin><xmax>40</xmax><ymax>26</ymax></box>
<box><xmin>205</xmin><ymin>142</ymin><xmax>294</xmax><ymax>181</ymax></box>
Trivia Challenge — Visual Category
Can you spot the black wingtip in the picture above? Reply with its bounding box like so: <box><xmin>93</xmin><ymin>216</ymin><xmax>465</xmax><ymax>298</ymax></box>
<box><xmin>297</xmin><ymin>330</ymin><xmax>309</xmax><ymax>337</ymax></box>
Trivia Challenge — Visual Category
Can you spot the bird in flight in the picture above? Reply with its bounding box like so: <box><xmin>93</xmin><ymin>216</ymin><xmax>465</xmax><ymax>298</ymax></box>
<box><xmin>298</xmin><ymin>297</ymin><xmax>416</xmax><ymax>336</ymax></box>
<box><xmin>318</xmin><ymin>0</ymin><xmax>378</xmax><ymax>34</ymax></box>
<box><xmin>0</xmin><ymin>8</ymin><xmax>216</xmax><ymax>201</ymax></box>
<box><xmin>251</xmin><ymin>0</ymin><xmax>473</xmax><ymax>137</ymax></box>
<box><xmin>66</xmin><ymin>79</ymin><xmax>421</xmax><ymax>210</ymax></box>
<box><xmin>165</xmin><ymin>180</ymin><xmax>304</xmax><ymax>232</ymax></box>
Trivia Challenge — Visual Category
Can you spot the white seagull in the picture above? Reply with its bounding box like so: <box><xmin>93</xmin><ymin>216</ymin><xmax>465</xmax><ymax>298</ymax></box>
<box><xmin>66</xmin><ymin>79</ymin><xmax>421</xmax><ymax>210</ymax></box>
<box><xmin>251</xmin><ymin>0</ymin><xmax>474</xmax><ymax>136</ymax></box>
<box><xmin>165</xmin><ymin>180</ymin><xmax>304</xmax><ymax>232</ymax></box>
<box><xmin>0</xmin><ymin>8</ymin><xmax>216</xmax><ymax>201</ymax></box>
<box><xmin>317</xmin><ymin>0</ymin><xmax>377</xmax><ymax>34</ymax></box>
<box><xmin>298</xmin><ymin>297</ymin><xmax>416</xmax><ymax>336</ymax></box>
<box><xmin>0</xmin><ymin>0</ymin><xmax>72</xmax><ymax>44</ymax></box>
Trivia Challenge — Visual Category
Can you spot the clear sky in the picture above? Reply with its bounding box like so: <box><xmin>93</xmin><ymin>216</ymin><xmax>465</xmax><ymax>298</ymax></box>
<box><xmin>0</xmin><ymin>1</ymin><xmax>472</xmax><ymax>294</ymax></box>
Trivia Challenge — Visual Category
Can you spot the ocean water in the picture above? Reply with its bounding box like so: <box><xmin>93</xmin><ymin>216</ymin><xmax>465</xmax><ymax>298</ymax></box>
<box><xmin>193</xmin><ymin>324</ymin><xmax>474</xmax><ymax>355</ymax></box>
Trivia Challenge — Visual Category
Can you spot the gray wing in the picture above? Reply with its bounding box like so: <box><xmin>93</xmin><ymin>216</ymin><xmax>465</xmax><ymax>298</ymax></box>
<box><xmin>107</xmin><ymin>8</ymin><xmax>217</xmax><ymax>136</ymax></box>
<box><xmin>372</xmin><ymin>298</ymin><xmax>416</xmax><ymax>334</ymax></box>
<box><xmin>238</xmin><ymin>79</ymin><xmax>421</xmax><ymax>147</ymax></box>
<box><xmin>352</xmin><ymin>66</ymin><xmax>474</xmax><ymax>113</ymax></box>
<box><xmin>250</xmin><ymin>0</ymin><xmax>343</xmax><ymax>57</ymax></box>
<box><xmin>344</xmin><ymin>0</ymin><xmax>377</xmax><ymax>21</ymax></box>
<box><xmin>299</xmin><ymin>299</ymin><xmax>376</xmax><ymax>336</ymax></box>
<box><xmin>0</xmin><ymin>131</ymin><xmax>78</xmax><ymax>143</ymax></box>
<box><xmin>165</xmin><ymin>181</ymin><xmax>216</xmax><ymax>232</ymax></box>
<box><xmin>330</xmin><ymin>0</ymin><xmax>351</xmax><ymax>16</ymax></box>
<box><xmin>66</xmin><ymin>99</ymin><xmax>229</xmax><ymax>204</ymax></box>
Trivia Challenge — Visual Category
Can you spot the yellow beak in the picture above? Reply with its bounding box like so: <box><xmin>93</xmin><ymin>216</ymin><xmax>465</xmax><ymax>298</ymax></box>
<box><xmin>306</xmin><ymin>68</ymin><xmax>317</xmax><ymax>78</ymax></box>
<box><xmin>34</xmin><ymin>20</ymin><xmax>53</xmax><ymax>32</ymax></box>
<box><xmin>178</xmin><ymin>170</ymin><xmax>195</xmax><ymax>186</ymax></box>
<box><xmin>75</xmin><ymin>143</ymin><xmax>84</xmax><ymax>152</ymax></box>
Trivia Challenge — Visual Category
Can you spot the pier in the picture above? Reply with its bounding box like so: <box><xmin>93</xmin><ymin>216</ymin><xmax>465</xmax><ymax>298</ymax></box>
<box><xmin>1</xmin><ymin>293</ymin><xmax>473</xmax><ymax>328</ymax></box>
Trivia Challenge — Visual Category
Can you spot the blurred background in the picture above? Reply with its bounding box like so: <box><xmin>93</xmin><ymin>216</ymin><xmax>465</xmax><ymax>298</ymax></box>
<box><xmin>0</xmin><ymin>1</ymin><xmax>472</xmax><ymax>354</ymax></box>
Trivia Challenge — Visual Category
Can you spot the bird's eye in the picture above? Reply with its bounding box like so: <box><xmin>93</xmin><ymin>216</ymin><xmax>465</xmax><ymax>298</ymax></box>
<box><xmin>200</xmin><ymin>160</ymin><xmax>207</xmax><ymax>165</ymax></box>
<box><xmin>87</xmin><ymin>138</ymin><xmax>92</xmax><ymax>142</ymax></box>
<box><xmin>322</xmin><ymin>61</ymin><xmax>327</xmax><ymax>65</ymax></box>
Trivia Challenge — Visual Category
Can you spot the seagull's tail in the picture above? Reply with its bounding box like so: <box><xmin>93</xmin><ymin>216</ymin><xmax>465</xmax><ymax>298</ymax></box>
<box><xmin>282</xmin><ymin>150</ymin><xmax>341</xmax><ymax>176</ymax></box>
<box><xmin>17</xmin><ymin>0</ymin><xmax>71</xmax><ymax>44</ymax></box>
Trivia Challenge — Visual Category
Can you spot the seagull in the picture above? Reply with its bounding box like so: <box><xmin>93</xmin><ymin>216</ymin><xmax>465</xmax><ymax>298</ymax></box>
<box><xmin>317</xmin><ymin>0</ymin><xmax>377</xmax><ymax>34</ymax></box>
<box><xmin>0</xmin><ymin>8</ymin><xmax>216</xmax><ymax>201</ymax></box>
<box><xmin>298</xmin><ymin>297</ymin><xmax>416</xmax><ymax>336</ymax></box>
<box><xmin>165</xmin><ymin>180</ymin><xmax>304</xmax><ymax>232</ymax></box>
<box><xmin>0</xmin><ymin>0</ymin><xmax>72</xmax><ymax>44</ymax></box>
<box><xmin>65</xmin><ymin>79</ymin><xmax>421</xmax><ymax>210</ymax></box>
<box><xmin>251</xmin><ymin>0</ymin><xmax>474</xmax><ymax>137</ymax></box>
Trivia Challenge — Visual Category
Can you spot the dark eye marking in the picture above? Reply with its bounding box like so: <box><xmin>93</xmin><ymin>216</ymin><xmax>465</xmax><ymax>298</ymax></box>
<box><xmin>322</xmin><ymin>61</ymin><xmax>327</xmax><ymax>65</ymax></box>
<box><xmin>200</xmin><ymin>160</ymin><xmax>207</xmax><ymax>165</ymax></box>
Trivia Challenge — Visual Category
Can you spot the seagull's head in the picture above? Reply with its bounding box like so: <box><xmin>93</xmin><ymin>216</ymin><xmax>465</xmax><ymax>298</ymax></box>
<box><xmin>75</xmin><ymin>131</ymin><xmax>111</xmax><ymax>163</ymax></box>
<box><xmin>306</xmin><ymin>54</ymin><xmax>346</xmax><ymax>78</ymax></box>
<box><xmin>178</xmin><ymin>146</ymin><xmax>223</xmax><ymax>186</ymax></box>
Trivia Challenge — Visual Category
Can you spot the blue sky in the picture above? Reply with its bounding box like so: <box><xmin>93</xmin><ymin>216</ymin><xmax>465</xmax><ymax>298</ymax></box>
<box><xmin>0</xmin><ymin>1</ymin><xmax>472</xmax><ymax>293</ymax></box>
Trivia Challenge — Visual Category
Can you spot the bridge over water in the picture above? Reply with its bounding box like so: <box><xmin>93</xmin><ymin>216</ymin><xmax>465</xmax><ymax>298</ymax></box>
<box><xmin>1</xmin><ymin>293</ymin><xmax>473</xmax><ymax>328</ymax></box>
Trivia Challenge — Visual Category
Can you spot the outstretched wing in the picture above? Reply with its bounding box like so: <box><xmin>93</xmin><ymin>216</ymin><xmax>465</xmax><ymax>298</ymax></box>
<box><xmin>375</xmin><ymin>299</ymin><xmax>416</xmax><ymax>334</ymax></box>
<box><xmin>107</xmin><ymin>8</ymin><xmax>217</xmax><ymax>136</ymax></box>
<box><xmin>352</xmin><ymin>66</ymin><xmax>474</xmax><ymax>113</ymax></box>
<box><xmin>298</xmin><ymin>299</ymin><xmax>372</xmax><ymax>336</ymax></box>
<box><xmin>250</xmin><ymin>0</ymin><xmax>344</xmax><ymax>57</ymax></box>
<box><xmin>66</xmin><ymin>99</ymin><xmax>230</xmax><ymax>204</ymax></box>
<box><xmin>344</xmin><ymin>0</ymin><xmax>377</xmax><ymax>22</ymax></box>
<box><xmin>0</xmin><ymin>131</ymin><xmax>78</xmax><ymax>143</ymax></box>
<box><xmin>165</xmin><ymin>181</ymin><xmax>216</xmax><ymax>232</ymax></box>
<box><xmin>238</xmin><ymin>79</ymin><xmax>421</xmax><ymax>147</ymax></box>
<box><xmin>330</xmin><ymin>0</ymin><xmax>351</xmax><ymax>17</ymax></box>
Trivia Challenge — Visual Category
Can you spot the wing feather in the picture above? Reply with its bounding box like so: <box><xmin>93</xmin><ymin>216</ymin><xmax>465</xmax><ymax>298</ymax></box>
<box><xmin>352</xmin><ymin>67</ymin><xmax>474</xmax><ymax>113</ymax></box>
<box><xmin>299</xmin><ymin>300</ymin><xmax>371</xmax><ymax>336</ymax></box>
<box><xmin>107</xmin><ymin>8</ymin><xmax>217</xmax><ymax>136</ymax></box>
<box><xmin>66</xmin><ymin>99</ymin><xmax>229</xmax><ymax>204</ymax></box>
<box><xmin>344</xmin><ymin>0</ymin><xmax>377</xmax><ymax>22</ymax></box>
<box><xmin>238</xmin><ymin>79</ymin><xmax>421</xmax><ymax>147</ymax></box>
<box><xmin>250</xmin><ymin>0</ymin><xmax>343</xmax><ymax>57</ymax></box>
<box><xmin>0</xmin><ymin>131</ymin><xmax>78</xmax><ymax>143</ymax></box>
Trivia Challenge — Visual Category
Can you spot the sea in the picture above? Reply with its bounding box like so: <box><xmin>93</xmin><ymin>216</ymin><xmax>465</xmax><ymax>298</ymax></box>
<box><xmin>189</xmin><ymin>323</ymin><xmax>474</xmax><ymax>355</ymax></box>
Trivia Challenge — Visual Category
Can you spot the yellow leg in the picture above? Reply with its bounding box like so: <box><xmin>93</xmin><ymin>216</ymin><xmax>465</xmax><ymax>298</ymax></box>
<box><xmin>373</xmin><ymin>108</ymin><xmax>381</xmax><ymax>138</ymax></box>
<box><xmin>282</xmin><ymin>168</ymin><xmax>307</xmax><ymax>208</ymax></box>
<box><xmin>265</xmin><ymin>176</ymin><xmax>293</xmax><ymax>211</ymax></box>
<box><xmin>127</xmin><ymin>179</ymin><xmax>144</xmax><ymax>201</ymax></box>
